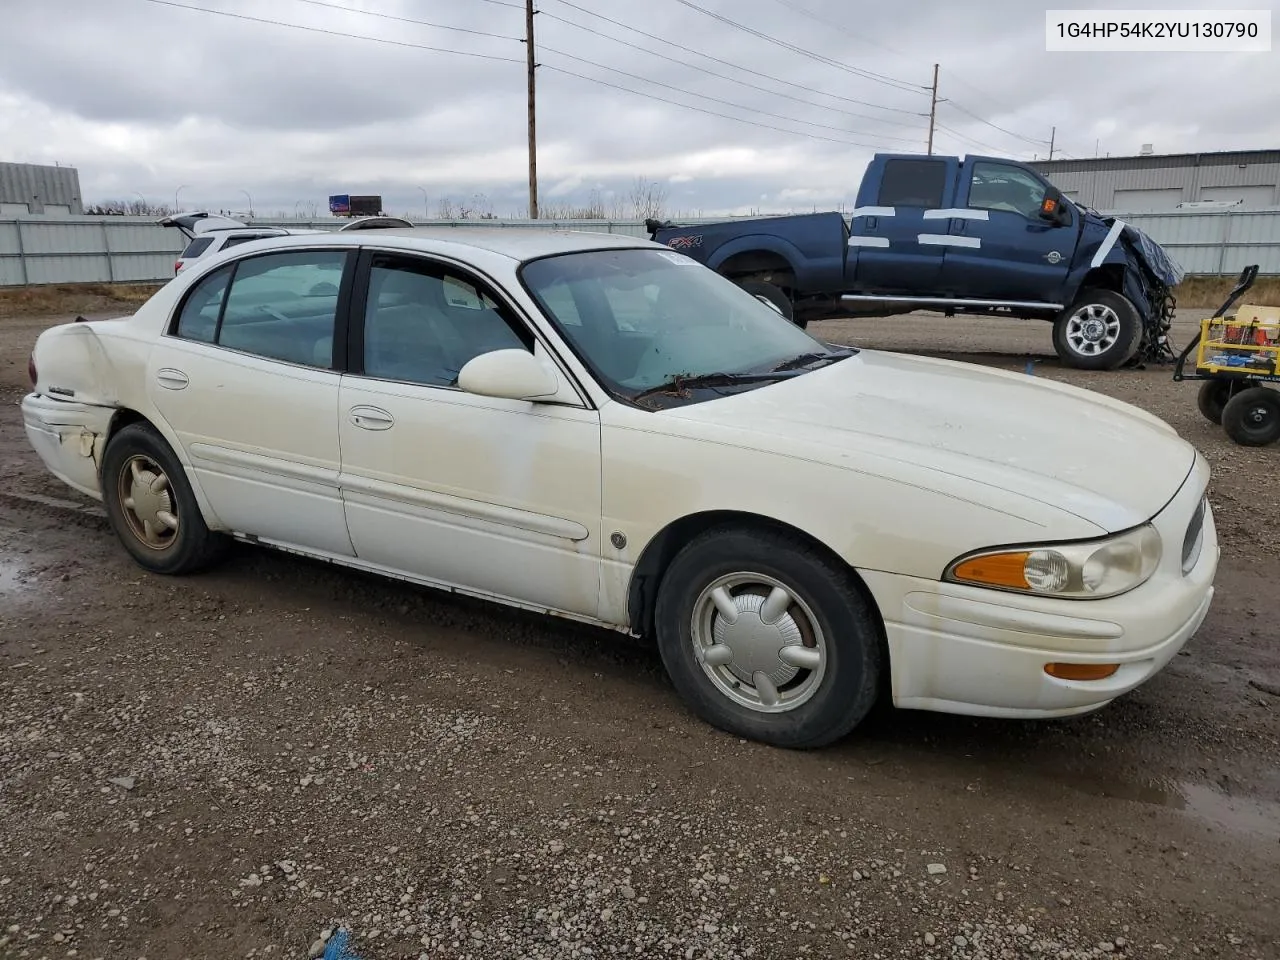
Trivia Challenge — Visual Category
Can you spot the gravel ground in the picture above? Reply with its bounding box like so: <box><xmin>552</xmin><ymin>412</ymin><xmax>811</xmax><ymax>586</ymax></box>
<box><xmin>1</xmin><ymin>307</ymin><xmax>1278</xmax><ymax>960</ymax></box>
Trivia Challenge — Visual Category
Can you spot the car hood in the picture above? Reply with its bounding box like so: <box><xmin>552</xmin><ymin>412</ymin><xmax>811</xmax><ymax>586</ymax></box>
<box><xmin>660</xmin><ymin>350</ymin><xmax>1196</xmax><ymax>533</ymax></box>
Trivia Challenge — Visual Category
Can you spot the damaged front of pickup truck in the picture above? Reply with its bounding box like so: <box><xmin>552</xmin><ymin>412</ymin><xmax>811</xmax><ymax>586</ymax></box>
<box><xmin>647</xmin><ymin>152</ymin><xmax>1188</xmax><ymax>372</ymax></box>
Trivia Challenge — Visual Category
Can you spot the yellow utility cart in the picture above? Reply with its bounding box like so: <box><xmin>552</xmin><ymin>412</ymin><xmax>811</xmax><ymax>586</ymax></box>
<box><xmin>1174</xmin><ymin>265</ymin><xmax>1280</xmax><ymax>447</ymax></box>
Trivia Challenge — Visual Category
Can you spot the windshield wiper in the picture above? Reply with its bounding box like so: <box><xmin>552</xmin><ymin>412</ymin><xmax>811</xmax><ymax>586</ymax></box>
<box><xmin>630</xmin><ymin>370</ymin><xmax>800</xmax><ymax>403</ymax></box>
<box><xmin>771</xmin><ymin>347</ymin><xmax>855</xmax><ymax>372</ymax></box>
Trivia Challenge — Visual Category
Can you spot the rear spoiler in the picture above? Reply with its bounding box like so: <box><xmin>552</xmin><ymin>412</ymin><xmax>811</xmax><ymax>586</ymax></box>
<box><xmin>157</xmin><ymin>211</ymin><xmax>250</xmax><ymax>239</ymax></box>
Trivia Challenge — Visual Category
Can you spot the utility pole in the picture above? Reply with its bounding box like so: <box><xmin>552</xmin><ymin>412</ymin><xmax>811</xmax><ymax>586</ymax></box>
<box><xmin>926</xmin><ymin>63</ymin><xmax>939</xmax><ymax>155</ymax></box>
<box><xmin>525</xmin><ymin>0</ymin><xmax>539</xmax><ymax>219</ymax></box>
<box><xmin>1048</xmin><ymin>126</ymin><xmax>1056</xmax><ymax>161</ymax></box>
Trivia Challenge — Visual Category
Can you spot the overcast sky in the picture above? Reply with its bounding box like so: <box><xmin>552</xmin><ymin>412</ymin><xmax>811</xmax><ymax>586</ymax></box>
<box><xmin>0</xmin><ymin>0</ymin><xmax>1275</xmax><ymax>218</ymax></box>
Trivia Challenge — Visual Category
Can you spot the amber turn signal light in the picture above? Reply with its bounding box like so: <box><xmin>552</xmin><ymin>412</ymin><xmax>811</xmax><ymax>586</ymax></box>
<box><xmin>951</xmin><ymin>552</ymin><xmax>1030</xmax><ymax>590</ymax></box>
<box><xmin>1044</xmin><ymin>662</ymin><xmax>1120</xmax><ymax>681</ymax></box>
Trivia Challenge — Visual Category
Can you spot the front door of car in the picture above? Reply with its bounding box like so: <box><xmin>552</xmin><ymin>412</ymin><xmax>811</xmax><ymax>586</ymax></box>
<box><xmin>336</xmin><ymin>250</ymin><xmax>604</xmax><ymax>618</ymax></box>
<box><xmin>146</xmin><ymin>247</ymin><xmax>357</xmax><ymax>557</ymax></box>
<box><xmin>940</xmin><ymin>160</ymin><xmax>1075</xmax><ymax>302</ymax></box>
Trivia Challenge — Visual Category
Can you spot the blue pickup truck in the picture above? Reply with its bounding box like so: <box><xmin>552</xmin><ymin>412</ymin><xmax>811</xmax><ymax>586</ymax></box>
<box><xmin>646</xmin><ymin>153</ymin><xmax>1185</xmax><ymax>370</ymax></box>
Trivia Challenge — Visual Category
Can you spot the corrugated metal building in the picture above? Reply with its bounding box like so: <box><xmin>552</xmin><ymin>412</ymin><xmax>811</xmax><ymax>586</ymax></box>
<box><xmin>1030</xmin><ymin>149</ymin><xmax>1280</xmax><ymax>213</ymax></box>
<box><xmin>0</xmin><ymin>162</ymin><xmax>84</xmax><ymax>216</ymax></box>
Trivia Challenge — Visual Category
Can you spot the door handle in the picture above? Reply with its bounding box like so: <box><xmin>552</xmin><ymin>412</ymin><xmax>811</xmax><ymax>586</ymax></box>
<box><xmin>349</xmin><ymin>405</ymin><xmax>395</xmax><ymax>431</ymax></box>
<box><xmin>156</xmin><ymin>368</ymin><xmax>189</xmax><ymax>390</ymax></box>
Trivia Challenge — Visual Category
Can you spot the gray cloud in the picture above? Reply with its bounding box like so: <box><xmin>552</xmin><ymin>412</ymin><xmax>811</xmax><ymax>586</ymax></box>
<box><xmin>0</xmin><ymin>0</ymin><xmax>1274</xmax><ymax>217</ymax></box>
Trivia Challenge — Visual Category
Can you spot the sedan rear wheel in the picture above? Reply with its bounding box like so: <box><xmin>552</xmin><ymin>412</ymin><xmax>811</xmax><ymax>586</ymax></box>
<box><xmin>654</xmin><ymin>525</ymin><xmax>881</xmax><ymax>748</ymax></box>
<box><xmin>101</xmin><ymin>422</ymin><xmax>230</xmax><ymax>574</ymax></box>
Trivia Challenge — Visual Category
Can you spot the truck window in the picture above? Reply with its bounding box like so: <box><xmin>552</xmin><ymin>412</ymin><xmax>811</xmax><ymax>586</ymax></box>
<box><xmin>967</xmin><ymin>162</ymin><xmax>1050</xmax><ymax>219</ymax></box>
<box><xmin>877</xmin><ymin>160</ymin><xmax>947</xmax><ymax>208</ymax></box>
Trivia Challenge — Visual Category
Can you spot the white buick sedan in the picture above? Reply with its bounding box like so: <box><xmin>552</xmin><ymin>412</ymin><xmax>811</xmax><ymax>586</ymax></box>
<box><xmin>21</xmin><ymin>227</ymin><xmax>1218</xmax><ymax>748</ymax></box>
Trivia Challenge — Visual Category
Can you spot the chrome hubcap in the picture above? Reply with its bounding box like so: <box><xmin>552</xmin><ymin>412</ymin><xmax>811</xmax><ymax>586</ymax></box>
<box><xmin>118</xmin><ymin>455</ymin><xmax>178</xmax><ymax>550</ymax></box>
<box><xmin>691</xmin><ymin>573</ymin><xmax>826</xmax><ymax>713</ymax></box>
<box><xmin>1065</xmin><ymin>304</ymin><xmax>1121</xmax><ymax>356</ymax></box>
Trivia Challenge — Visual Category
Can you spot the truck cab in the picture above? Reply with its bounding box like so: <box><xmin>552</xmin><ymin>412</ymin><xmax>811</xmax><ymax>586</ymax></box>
<box><xmin>648</xmin><ymin>151</ymin><xmax>1184</xmax><ymax>371</ymax></box>
<box><xmin>848</xmin><ymin>154</ymin><xmax>1076</xmax><ymax>303</ymax></box>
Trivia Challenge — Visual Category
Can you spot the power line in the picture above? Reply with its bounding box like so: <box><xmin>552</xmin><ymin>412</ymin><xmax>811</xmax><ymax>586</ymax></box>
<box><xmin>539</xmin><ymin>43</ymin><xmax>924</xmax><ymax>145</ymax></box>
<box><xmin>767</xmin><ymin>0</ymin><xmax>909</xmax><ymax>58</ymax></box>
<box><xmin>934</xmin><ymin>123</ymin><xmax>1030</xmax><ymax>158</ymax></box>
<box><xmin>941</xmin><ymin>101</ymin><xmax>1050</xmax><ymax>147</ymax></box>
<box><xmin>668</xmin><ymin>0</ymin><xmax>927</xmax><ymax>95</ymax></box>
<box><xmin>135</xmin><ymin>0</ymin><xmax>897</xmax><ymax>150</ymax></box>
<box><xmin>288</xmin><ymin>0</ymin><xmax>523</xmax><ymax>41</ymax></box>
<box><xmin>760</xmin><ymin>0</ymin><xmax>1054</xmax><ymax>152</ymax></box>
<box><xmin>540</xmin><ymin>8</ymin><xmax>925</xmax><ymax>132</ymax></box>
<box><xmin>546</xmin><ymin>0</ymin><xmax>928</xmax><ymax>120</ymax></box>
<box><xmin>541</xmin><ymin>65</ymin><xmax>893</xmax><ymax>149</ymax></box>
<box><xmin>137</xmin><ymin>0</ymin><xmax>522</xmax><ymax>63</ymax></box>
<box><xmin>283</xmin><ymin>0</ymin><xmax>923</xmax><ymax>142</ymax></box>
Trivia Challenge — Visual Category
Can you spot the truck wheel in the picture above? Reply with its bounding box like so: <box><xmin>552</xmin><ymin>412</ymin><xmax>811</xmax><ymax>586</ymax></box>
<box><xmin>1197</xmin><ymin>379</ymin><xmax>1244</xmax><ymax>425</ymax></box>
<box><xmin>1221</xmin><ymin>387</ymin><xmax>1280</xmax><ymax>446</ymax></box>
<box><xmin>1052</xmin><ymin>289</ymin><xmax>1142</xmax><ymax>370</ymax></box>
<box><xmin>738</xmin><ymin>281</ymin><xmax>799</xmax><ymax>326</ymax></box>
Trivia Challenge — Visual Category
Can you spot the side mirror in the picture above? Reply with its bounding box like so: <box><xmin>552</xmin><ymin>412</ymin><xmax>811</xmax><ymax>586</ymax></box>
<box><xmin>1039</xmin><ymin>189</ymin><xmax>1069</xmax><ymax>225</ymax></box>
<box><xmin>457</xmin><ymin>349</ymin><xmax>560</xmax><ymax>402</ymax></box>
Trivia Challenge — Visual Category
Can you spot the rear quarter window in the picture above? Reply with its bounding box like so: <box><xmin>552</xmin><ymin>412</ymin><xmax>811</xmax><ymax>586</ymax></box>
<box><xmin>180</xmin><ymin>237</ymin><xmax>215</xmax><ymax>258</ymax></box>
<box><xmin>877</xmin><ymin>160</ymin><xmax>947</xmax><ymax>208</ymax></box>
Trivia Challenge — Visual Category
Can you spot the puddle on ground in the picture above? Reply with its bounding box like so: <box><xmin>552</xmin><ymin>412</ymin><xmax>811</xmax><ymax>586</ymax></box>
<box><xmin>1067</xmin><ymin>773</ymin><xmax>1280</xmax><ymax>840</ymax></box>
<box><xmin>0</xmin><ymin>556</ymin><xmax>38</xmax><ymax>597</ymax></box>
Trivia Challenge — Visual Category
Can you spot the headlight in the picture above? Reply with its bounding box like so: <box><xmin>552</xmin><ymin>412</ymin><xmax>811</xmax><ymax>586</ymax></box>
<box><xmin>944</xmin><ymin>524</ymin><xmax>1162</xmax><ymax>600</ymax></box>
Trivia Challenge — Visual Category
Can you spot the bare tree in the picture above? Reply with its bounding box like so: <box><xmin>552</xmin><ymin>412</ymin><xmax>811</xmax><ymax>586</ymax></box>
<box><xmin>86</xmin><ymin>199</ymin><xmax>175</xmax><ymax>216</ymax></box>
<box><xmin>628</xmin><ymin>176</ymin><xmax>668</xmax><ymax>221</ymax></box>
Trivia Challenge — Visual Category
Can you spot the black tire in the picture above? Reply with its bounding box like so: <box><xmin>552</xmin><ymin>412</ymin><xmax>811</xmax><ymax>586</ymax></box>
<box><xmin>653</xmin><ymin>524</ymin><xmax>882</xmax><ymax>749</ymax></box>
<box><xmin>1197</xmin><ymin>379</ymin><xmax>1244</xmax><ymax>425</ymax></box>
<box><xmin>101</xmin><ymin>422</ymin><xmax>230</xmax><ymax>574</ymax></box>
<box><xmin>1052</xmin><ymin>288</ymin><xmax>1142</xmax><ymax>370</ymax></box>
<box><xmin>1221</xmin><ymin>387</ymin><xmax>1280</xmax><ymax>447</ymax></box>
<box><xmin>738</xmin><ymin>281</ymin><xmax>800</xmax><ymax>326</ymax></box>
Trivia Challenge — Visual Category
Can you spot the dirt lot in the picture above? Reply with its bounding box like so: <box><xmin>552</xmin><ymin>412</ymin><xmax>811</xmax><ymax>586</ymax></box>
<box><xmin>1</xmin><ymin>303</ymin><xmax>1278</xmax><ymax>960</ymax></box>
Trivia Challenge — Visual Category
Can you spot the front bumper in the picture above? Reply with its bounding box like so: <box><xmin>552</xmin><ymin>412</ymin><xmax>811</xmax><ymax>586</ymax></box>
<box><xmin>863</xmin><ymin>455</ymin><xmax>1219</xmax><ymax>719</ymax></box>
<box><xmin>20</xmin><ymin>392</ymin><xmax>113</xmax><ymax>500</ymax></box>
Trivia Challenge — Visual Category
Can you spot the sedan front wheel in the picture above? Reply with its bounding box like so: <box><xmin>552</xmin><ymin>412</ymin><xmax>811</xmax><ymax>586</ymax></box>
<box><xmin>654</xmin><ymin>525</ymin><xmax>882</xmax><ymax>748</ymax></box>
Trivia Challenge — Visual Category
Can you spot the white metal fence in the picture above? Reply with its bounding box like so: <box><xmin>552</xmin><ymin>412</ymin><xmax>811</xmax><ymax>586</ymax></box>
<box><xmin>2</xmin><ymin>208</ymin><xmax>1279</xmax><ymax>287</ymax></box>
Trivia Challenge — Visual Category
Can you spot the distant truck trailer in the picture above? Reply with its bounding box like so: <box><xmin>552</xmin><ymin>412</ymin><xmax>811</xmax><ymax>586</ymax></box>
<box><xmin>329</xmin><ymin>194</ymin><xmax>383</xmax><ymax>217</ymax></box>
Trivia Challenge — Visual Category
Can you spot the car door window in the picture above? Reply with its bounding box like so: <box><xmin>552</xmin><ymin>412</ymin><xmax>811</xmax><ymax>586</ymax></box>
<box><xmin>361</xmin><ymin>254</ymin><xmax>532</xmax><ymax>387</ymax></box>
<box><xmin>214</xmin><ymin>250</ymin><xmax>348</xmax><ymax>367</ymax></box>
<box><xmin>877</xmin><ymin>159</ymin><xmax>947</xmax><ymax>207</ymax></box>
<box><xmin>968</xmin><ymin>162</ymin><xmax>1049</xmax><ymax>219</ymax></box>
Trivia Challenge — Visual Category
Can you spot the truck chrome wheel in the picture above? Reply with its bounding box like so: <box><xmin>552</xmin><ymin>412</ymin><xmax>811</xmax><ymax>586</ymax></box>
<box><xmin>690</xmin><ymin>572</ymin><xmax>827</xmax><ymax>713</ymax></box>
<box><xmin>1063</xmin><ymin>303</ymin><xmax>1122</xmax><ymax>358</ymax></box>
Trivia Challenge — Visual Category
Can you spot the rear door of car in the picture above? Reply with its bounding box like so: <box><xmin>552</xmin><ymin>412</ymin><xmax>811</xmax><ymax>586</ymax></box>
<box><xmin>847</xmin><ymin>155</ymin><xmax>959</xmax><ymax>292</ymax></box>
<box><xmin>146</xmin><ymin>246</ymin><xmax>358</xmax><ymax>557</ymax></box>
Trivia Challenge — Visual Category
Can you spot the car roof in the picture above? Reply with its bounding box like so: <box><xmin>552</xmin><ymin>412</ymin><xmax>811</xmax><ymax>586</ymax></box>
<box><xmin>241</xmin><ymin>226</ymin><xmax>663</xmax><ymax>262</ymax></box>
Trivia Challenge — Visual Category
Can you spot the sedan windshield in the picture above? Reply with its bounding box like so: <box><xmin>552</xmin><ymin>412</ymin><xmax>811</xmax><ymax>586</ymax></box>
<box><xmin>519</xmin><ymin>248</ymin><xmax>850</xmax><ymax>407</ymax></box>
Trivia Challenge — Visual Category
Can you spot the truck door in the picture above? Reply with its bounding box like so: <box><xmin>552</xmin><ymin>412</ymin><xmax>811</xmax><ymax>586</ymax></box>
<box><xmin>847</xmin><ymin>156</ymin><xmax>958</xmax><ymax>293</ymax></box>
<box><xmin>939</xmin><ymin>159</ymin><xmax>1075</xmax><ymax>303</ymax></box>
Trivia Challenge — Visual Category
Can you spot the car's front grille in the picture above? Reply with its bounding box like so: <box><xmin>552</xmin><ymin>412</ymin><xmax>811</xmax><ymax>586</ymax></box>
<box><xmin>1181</xmin><ymin>497</ymin><xmax>1207</xmax><ymax>576</ymax></box>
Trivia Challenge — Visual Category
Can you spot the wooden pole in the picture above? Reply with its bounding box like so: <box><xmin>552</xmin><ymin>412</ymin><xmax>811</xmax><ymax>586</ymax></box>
<box><xmin>526</xmin><ymin>0</ymin><xmax>539</xmax><ymax>219</ymax></box>
<box><xmin>926</xmin><ymin>63</ymin><xmax>938</xmax><ymax>155</ymax></box>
